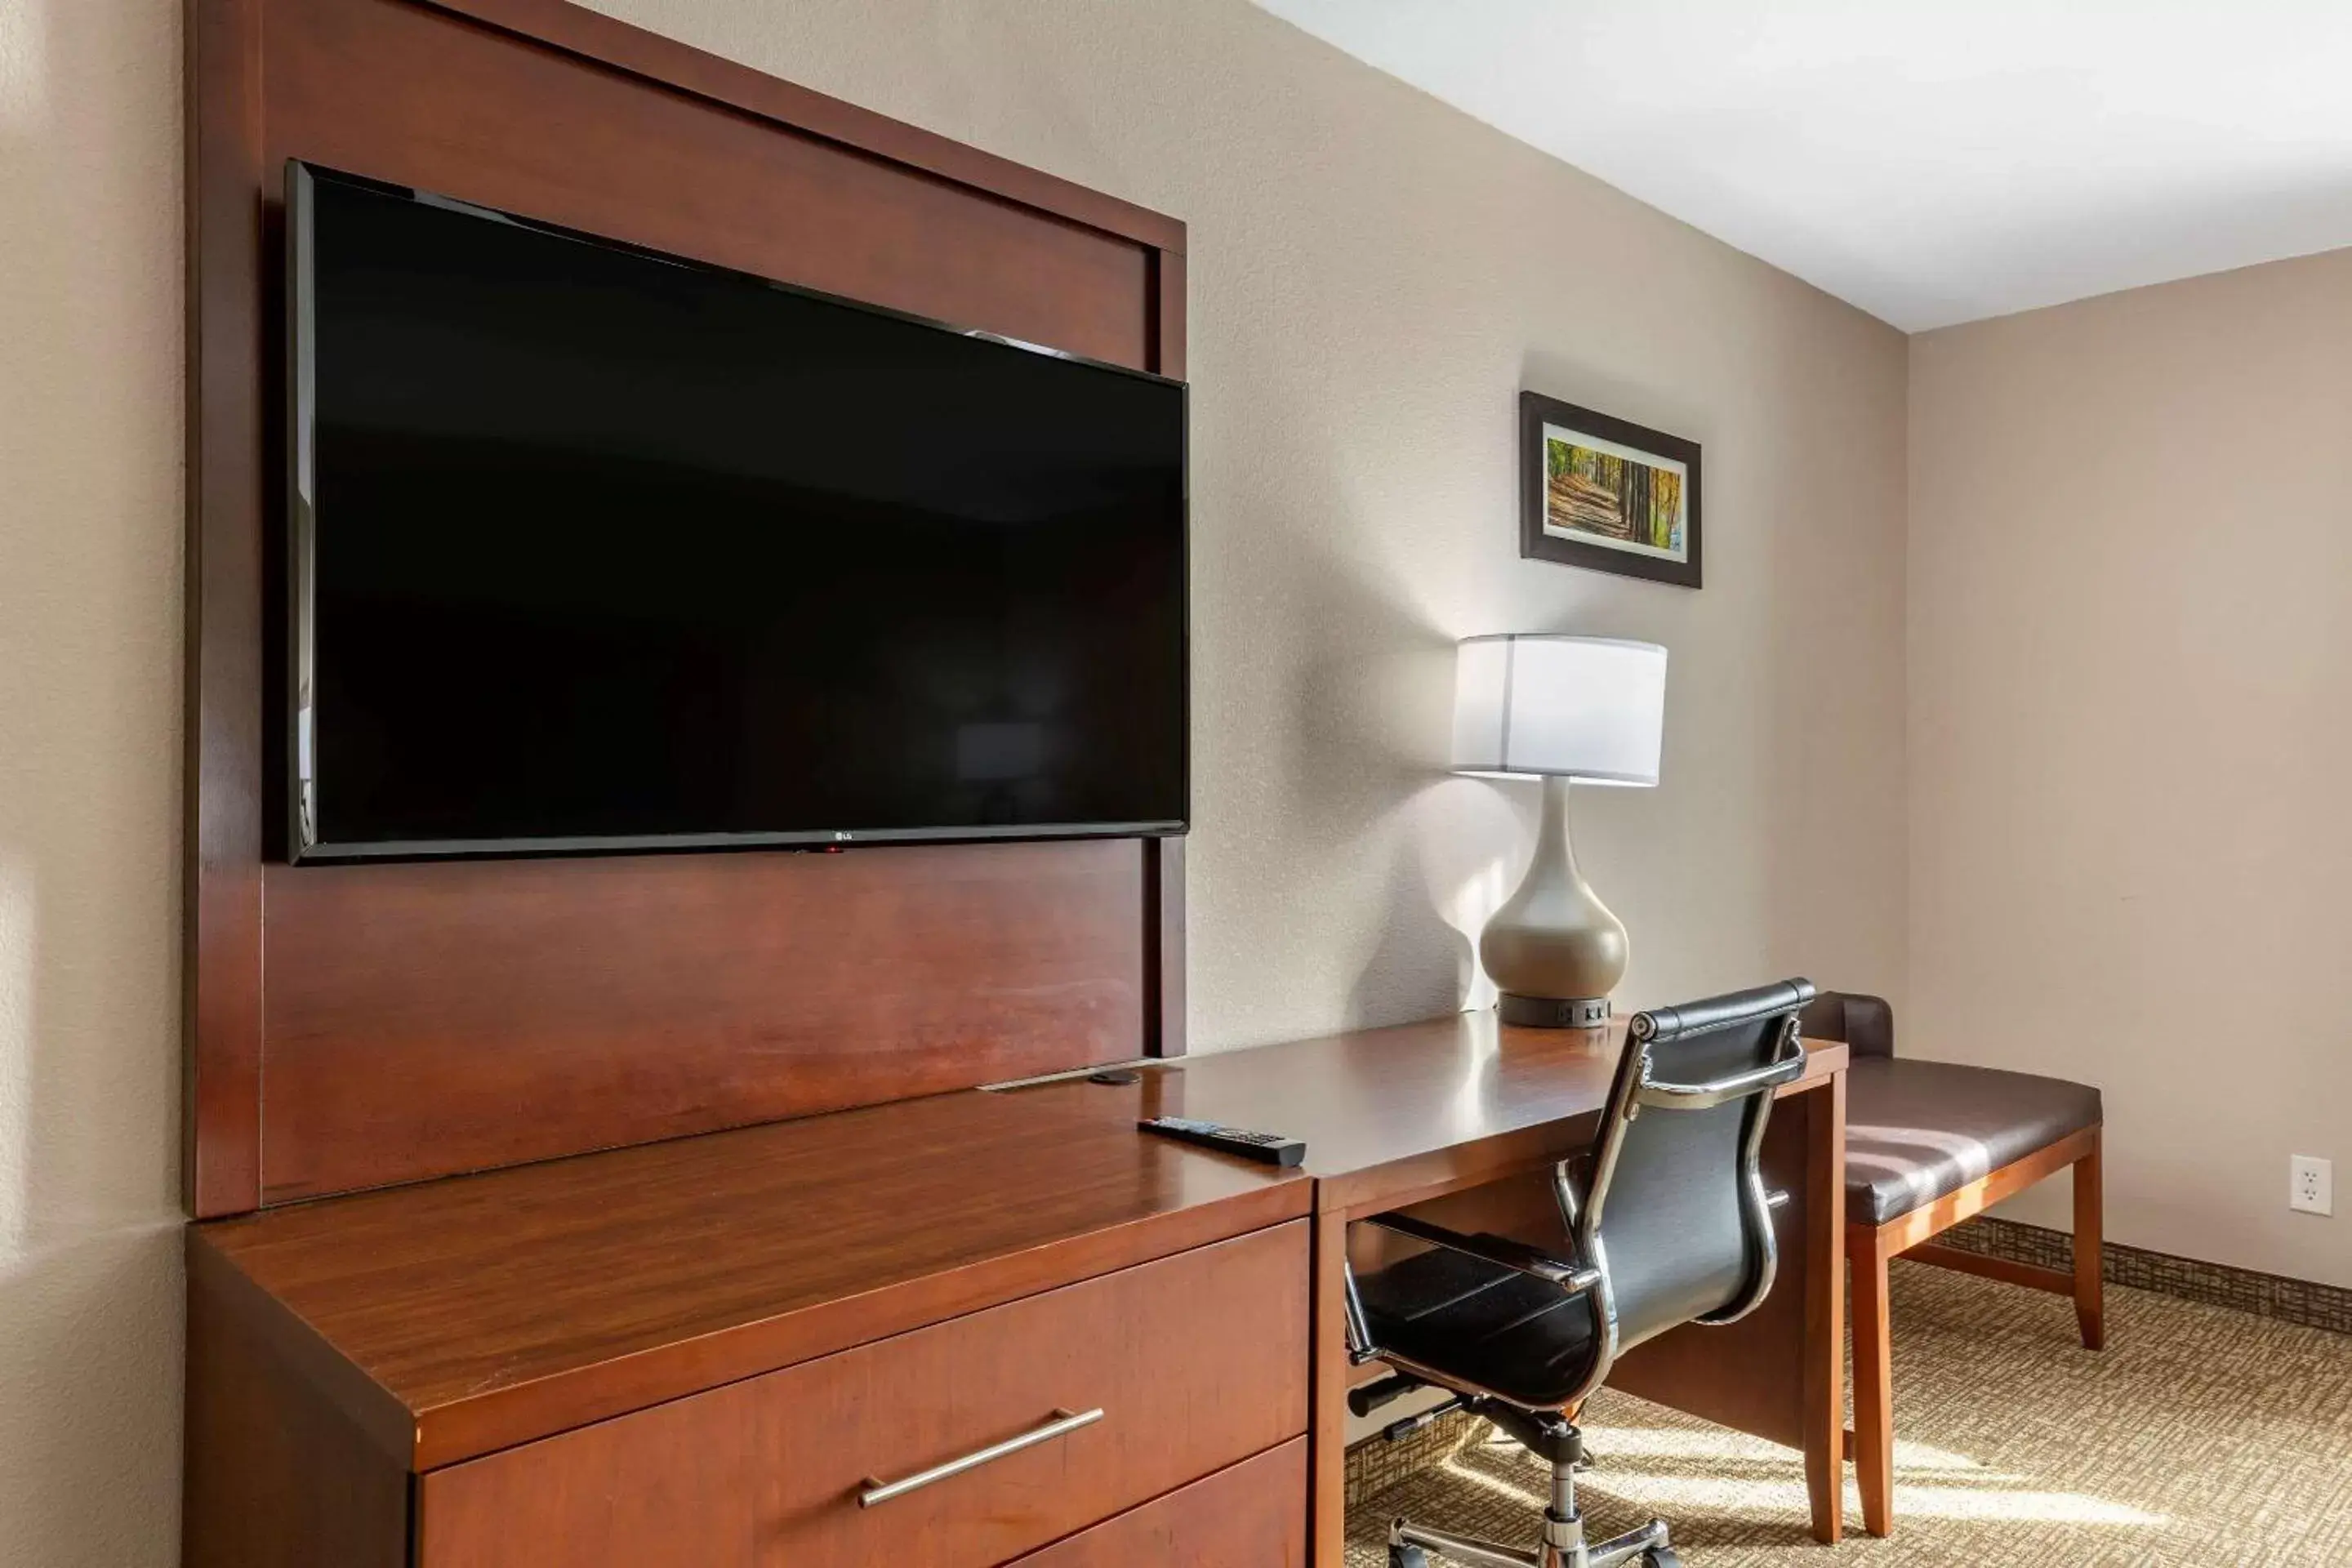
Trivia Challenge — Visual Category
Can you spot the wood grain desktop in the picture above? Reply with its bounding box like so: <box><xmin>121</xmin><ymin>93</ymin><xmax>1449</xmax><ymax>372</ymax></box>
<box><xmin>191</xmin><ymin>1088</ymin><xmax>1310</xmax><ymax>1472</ymax></box>
<box><xmin>185</xmin><ymin>1089</ymin><xmax>1313</xmax><ymax>1566</ymax></box>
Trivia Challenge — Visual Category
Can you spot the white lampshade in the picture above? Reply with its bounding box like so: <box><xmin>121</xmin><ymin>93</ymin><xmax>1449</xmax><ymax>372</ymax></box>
<box><xmin>1450</xmin><ymin>635</ymin><xmax>1667</xmax><ymax>786</ymax></box>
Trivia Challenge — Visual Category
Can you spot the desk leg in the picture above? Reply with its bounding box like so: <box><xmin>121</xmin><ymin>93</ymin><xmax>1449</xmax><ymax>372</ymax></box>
<box><xmin>1309</xmin><ymin>1209</ymin><xmax>1352</xmax><ymax>1568</ymax></box>
<box><xmin>1801</xmin><ymin>1066</ymin><xmax>1847</xmax><ymax>1544</ymax></box>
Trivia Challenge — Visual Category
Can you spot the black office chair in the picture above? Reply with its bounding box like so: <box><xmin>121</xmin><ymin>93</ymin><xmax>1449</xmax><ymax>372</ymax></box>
<box><xmin>1345</xmin><ymin>979</ymin><xmax>1816</xmax><ymax>1568</ymax></box>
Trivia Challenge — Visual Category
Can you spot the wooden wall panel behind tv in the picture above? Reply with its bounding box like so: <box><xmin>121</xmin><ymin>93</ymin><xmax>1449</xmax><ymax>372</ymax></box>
<box><xmin>185</xmin><ymin>0</ymin><xmax>1189</xmax><ymax>1214</ymax></box>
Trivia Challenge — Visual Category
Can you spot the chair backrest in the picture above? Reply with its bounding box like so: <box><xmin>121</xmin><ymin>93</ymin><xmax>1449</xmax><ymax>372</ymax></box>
<box><xmin>1569</xmin><ymin>978</ymin><xmax>1815</xmax><ymax>1361</ymax></box>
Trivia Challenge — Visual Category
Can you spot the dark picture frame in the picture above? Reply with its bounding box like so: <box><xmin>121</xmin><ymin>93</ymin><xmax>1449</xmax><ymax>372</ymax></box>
<box><xmin>1519</xmin><ymin>390</ymin><xmax>1702</xmax><ymax>589</ymax></box>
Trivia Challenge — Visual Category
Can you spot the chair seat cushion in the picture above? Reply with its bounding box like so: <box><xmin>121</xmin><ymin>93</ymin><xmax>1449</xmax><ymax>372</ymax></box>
<box><xmin>1846</xmin><ymin>1058</ymin><xmax>2101</xmax><ymax>1227</ymax></box>
<box><xmin>1356</xmin><ymin>1244</ymin><xmax>1599</xmax><ymax>1409</ymax></box>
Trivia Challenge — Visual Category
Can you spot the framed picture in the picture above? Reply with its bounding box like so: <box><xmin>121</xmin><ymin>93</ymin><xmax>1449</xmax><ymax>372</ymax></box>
<box><xmin>1519</xmin><ymin>391</ymin><xmax>1702</xmax><ymax>589</ymax></box>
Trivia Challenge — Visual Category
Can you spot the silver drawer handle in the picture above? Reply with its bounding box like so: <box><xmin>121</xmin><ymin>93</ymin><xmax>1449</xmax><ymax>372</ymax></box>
<box><xmin>858</xmin><ymin>1407</ymin><xmax>1105</xmax><ymax>1508</ymax></box>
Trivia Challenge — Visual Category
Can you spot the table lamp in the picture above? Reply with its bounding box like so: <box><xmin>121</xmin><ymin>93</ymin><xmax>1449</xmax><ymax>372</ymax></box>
<box><xmin>1451</xmin><ymin>635</ymin><xmax>1668</xmax><ymax>1027</ymax></box>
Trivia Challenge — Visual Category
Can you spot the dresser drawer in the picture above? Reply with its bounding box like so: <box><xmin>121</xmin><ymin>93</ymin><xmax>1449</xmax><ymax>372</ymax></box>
<box><xmin>1009</xmin><ymin>1438</ymin><xmax>1307</xmax><ymax>1566</ymax></box>
<box><xmin>416</xmin><ymin>1220</ymin><xmax>1307</xmax><ymax>1567</ymax></box>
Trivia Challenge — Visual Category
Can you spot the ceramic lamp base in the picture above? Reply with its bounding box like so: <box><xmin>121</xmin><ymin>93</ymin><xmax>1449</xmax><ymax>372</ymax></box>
<box><xmin>1498</xmin><ymin>993</ymin><xmax>1611</xmax><ymax>1029</ymax></box>
<box><xmin>1478</xmin><ymin>776</ymin><xmax>1630</xmax><ymax>1029</ymax></box>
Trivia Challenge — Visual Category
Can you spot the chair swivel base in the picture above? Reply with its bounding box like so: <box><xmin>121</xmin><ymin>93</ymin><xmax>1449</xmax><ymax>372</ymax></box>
<box><xmin>1387</xmin><ymin>1404</ymin><xmax>1675</xmax><ymax>1568</ymax></box>
<box><xmin>1388</xmin><ymin>1512</ymin><xmax>1676</xmax><ymax>1568</ymax></box>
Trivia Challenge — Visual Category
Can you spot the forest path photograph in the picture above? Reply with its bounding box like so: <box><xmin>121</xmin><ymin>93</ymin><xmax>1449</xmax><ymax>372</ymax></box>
<box><xmin>1548</xmin><ymin>463</ymin><xmax>1634</xmax><ymax>540</ymax></box>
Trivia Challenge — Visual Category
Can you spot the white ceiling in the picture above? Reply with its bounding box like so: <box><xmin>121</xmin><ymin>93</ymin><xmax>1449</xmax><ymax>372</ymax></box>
<box><xmin>1253</xmin><ymin>0</ymin><xmax>2352</xmax><ymax>331</ymax></box>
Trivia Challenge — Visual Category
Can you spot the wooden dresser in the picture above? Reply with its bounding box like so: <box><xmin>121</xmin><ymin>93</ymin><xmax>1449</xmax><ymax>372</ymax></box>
<box><xmin>185</xmin><ymin>1086</ymin><xmax>1313</xmax><ymax>1566</ymax></box>
<box><xmin>179</xmin><ymin>3</ymin><xmax>1251</xmax><ymax>1560</ymax></box>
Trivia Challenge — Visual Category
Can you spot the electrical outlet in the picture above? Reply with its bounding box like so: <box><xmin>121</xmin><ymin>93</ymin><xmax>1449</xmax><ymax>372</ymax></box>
<box><xmin>2291</xmin><ymin>1156</ymin><xmax>2332</xmax><ymax>1217</ymax></box>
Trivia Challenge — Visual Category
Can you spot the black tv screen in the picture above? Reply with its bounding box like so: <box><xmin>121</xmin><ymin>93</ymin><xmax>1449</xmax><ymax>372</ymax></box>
<box><xmin>286</xmin><ymin>163</ymin><xmax>1187</xmax><ymax>862</ymax></box>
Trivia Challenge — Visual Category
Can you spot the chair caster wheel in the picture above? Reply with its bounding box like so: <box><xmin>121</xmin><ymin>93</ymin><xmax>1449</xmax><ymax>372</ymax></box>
<box><xmin>1389</xmin><ymin>1545</ymin><xmax>1430</xmax><ymax>1568</ymax></box>
<box><xmin>1642</xmin><ymin>1548</ymin><xmax>1682</xmax><ymax>1567</ymax></box>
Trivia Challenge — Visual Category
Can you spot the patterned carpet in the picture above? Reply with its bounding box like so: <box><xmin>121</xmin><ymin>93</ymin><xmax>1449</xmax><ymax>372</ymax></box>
<box><xmin>1347</xmin><ymin>1260</ymin><xmax>2352</xmax><ymax>1566</ymax></box>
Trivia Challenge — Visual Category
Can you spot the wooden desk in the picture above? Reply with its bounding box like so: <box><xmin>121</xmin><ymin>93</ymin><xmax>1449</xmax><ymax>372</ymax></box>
<box><xmin>1007</xmin><ymin>1012</ymin><xmax>1851</xmax><ymax>1560</ymax></box>
<box><xmin>189</xmin><ymin>1012</ymin><xmax>1844</xmax><ymax>1566</ymax></box>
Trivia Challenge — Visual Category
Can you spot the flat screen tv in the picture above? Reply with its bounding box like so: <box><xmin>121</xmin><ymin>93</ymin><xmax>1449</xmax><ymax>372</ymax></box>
<box><xmin>285</xmin><ymin>162</ymin><xmax>1187</xmax><ymax>862</ymax></box>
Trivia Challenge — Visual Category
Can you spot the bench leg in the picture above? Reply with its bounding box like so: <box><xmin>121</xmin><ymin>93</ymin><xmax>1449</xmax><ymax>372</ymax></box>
<box><xmin>2074</xmin><ymin>1129</ymin><xmax>2105</xmax><ymax>1352</ymax></box>
<box><xmin>1850</xmin><ymin>1229</ymin><xmax>1895</xmax><ymax>1538</ymax></box>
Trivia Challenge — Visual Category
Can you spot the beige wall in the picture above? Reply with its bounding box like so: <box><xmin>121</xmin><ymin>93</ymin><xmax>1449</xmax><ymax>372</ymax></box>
<box><xmin>0</xmin><ymin>0</ymin><xmax>1908</xmax><ymax>1561</ymax></box>
<box><xmin>0</xmin><ymin>0</ymin><xmax>189</xmax><ymax>1563</ymax></box>
<box><xmin>1909</xmin><ymin>247</ymin><xmax>2352</xmax><ymax>1287</ymax></box>
<box><xmin>574</xmin><ymin>0</ymin><xmax>1912</xmax><ymax>1046</ymax></box>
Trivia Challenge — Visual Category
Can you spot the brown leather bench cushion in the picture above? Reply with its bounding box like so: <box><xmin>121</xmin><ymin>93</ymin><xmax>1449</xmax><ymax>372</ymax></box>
<box><xmin>1846</xmin><ymin>1058</ymin><xmax>2101</xmax><ymax>1227</ymax></box>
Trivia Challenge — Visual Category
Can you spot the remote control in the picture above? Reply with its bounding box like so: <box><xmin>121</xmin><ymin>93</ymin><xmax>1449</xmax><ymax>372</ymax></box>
<box><xmin>1138</xmin><ymin>1116</ymin><xmax>1306</xmax><ymax>1167</ymax></box>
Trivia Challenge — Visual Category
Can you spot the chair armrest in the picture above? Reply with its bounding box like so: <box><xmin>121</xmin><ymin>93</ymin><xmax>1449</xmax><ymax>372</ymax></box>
<box><xmin>1361</xmin><ymin>1213</ymin><xmax>1601</xmax><ymax>1294</ymax></box>
<box><xmin>1635</xmin><ymin>1049</ymin><xmax>1807</xmax><ymax>1111</ymax></box>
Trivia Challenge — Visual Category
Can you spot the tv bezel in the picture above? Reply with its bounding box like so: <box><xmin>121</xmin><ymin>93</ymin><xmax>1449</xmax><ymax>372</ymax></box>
<box><xmin>283</xmin><ymin>159</ymin><xmax>1190</xmax><ymax>865</ymax></box>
